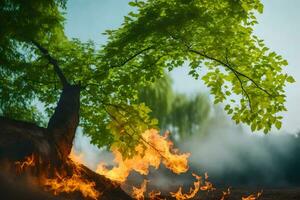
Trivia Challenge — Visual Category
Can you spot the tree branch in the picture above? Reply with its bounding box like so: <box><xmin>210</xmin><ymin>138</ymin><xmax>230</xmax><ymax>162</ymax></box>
<box><xmin>32</xmin><ymin>41</ymin><xmax>69</xmax><ymax>88</ymax></box>
<box><xmin>84</xmin><ymin>46</ymin><xmax>154</xmax><ymax>85</ymax></box>
<box><xmin>110</xmin><ymin>46</ymin><xmax>154</xmax><ymax>69</ymax></box>
<box><xmin>188</xmin><ymin>48</ymin><xmax>272</xmax><ymax>97</ymax></box>
<box><xmin>224</xmin><ymin>51</ymin><xmax>253</xmax><ymax>111</ymax></box>
<box><xmin>168</xmin><ymin>34</ymin><xmax>273</xmax><ymax>107</ymax></box>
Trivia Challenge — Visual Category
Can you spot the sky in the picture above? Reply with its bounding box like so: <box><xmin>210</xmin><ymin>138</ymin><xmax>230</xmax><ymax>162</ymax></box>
<box><xmin>65</xmin><ymin>0</ymin><xmax>300</xmax><ymax>134</ymax></box>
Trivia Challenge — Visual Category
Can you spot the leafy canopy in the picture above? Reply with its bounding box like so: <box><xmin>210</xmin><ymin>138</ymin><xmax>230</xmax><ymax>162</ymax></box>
<box><xmin>0</xmin><ymin>0</ymin><xmax>293</xmax><ymax>157</ymax></box>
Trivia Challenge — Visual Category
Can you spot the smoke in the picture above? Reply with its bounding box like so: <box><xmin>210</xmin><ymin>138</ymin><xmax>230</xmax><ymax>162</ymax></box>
<box><xmin>72</xmin><ymin>128</ymin><xmax>114</xmax><ymax>171</ymax></box>
<box><xmin>179</xmin><ymin>112</ymin><xmax>300</xmax><ymax>187</ymax></box>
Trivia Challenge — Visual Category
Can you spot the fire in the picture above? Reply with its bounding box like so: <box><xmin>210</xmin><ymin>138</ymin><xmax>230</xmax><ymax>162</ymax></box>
<box><xmin>96</xmin><ymin>129</ymin><xmax>190</xmax><ymax>182</ymax></box>
<box><xmin>15</xmin><ymin>154</ymin><xmax>35</xmax><ymax>172</ymax></box>
<box><xmin>14</xmin><ymin>154</ymin><xmax>100</xmax><ymax>199</ymax></box>
<box><xmin>132</xmin><ymin>179</ymin><xmax>149</xmax><ymax>200</ymax></box>
<box><xmin>200</xmin><ymin>172</ymin><xmax>215</xmax><ymax>191</ymax></box>
<box><xmin>66</xmin><ymin>129</ymin><xmax>264</xmax><ymax>200</ymax></box>
<box><xmin>132</xmin><ymin>180</ymin><xmax>166</xmax><ymax>200</ymax></box>
<box><xmin>149</xmin><ymin>190</ymin><xmax>164</xmax><ymax>200</ymax></box>
<box><xmin>170</xmin><ymin>172</ymin><xmax>214</xmax><ymax>200</ymax></box>
<box><xmin>220</xmin><ymin>188</ymin><xmax>231</xmax><ymax>200</ymax></box>
<box><xmin>242</xmin><ymin>191</ymin><xmax>263</xmax><ymax>200</ymax></box>
<box><xmin>69</xmin><ymin>148</ymin><xmax>85</xmax><ymax>164</ymax></box>
<box><xmin>43</xmin><ymin>172</ymin><xmax>100</xmax><ymax>200</ymax></box>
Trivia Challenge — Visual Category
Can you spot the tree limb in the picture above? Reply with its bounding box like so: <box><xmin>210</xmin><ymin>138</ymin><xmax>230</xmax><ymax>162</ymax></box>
<box><xmin>188</xmin><ymin>48</ymin><xmax>272</xmax><ymax>97</ymax></box>
<box><xmin>224</xmin><ymin>51</ymin><xmax>253</xmax><ymax>111</ymax></box>
<box><xmin>111</xmin><ymin>46</ymin><xmax>154</xmax><ymax>69</ymax></box>
<box><xmin>168</xmin><ymin>34</ymin><xmax>273</xmax><ymax>108</ymax></box>
<box><xmin>32</xmin><ymin>41</ymin><xmax>69</xmax><ymax>88</ymax></box>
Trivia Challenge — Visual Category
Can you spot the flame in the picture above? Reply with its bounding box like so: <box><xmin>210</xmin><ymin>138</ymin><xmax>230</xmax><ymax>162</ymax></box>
<box><xmin>220</xmin><ymin>188</ymin><xmax>231</xmax><ymax>200</ymax></box>
<box><xmin>96</xmin><ymin>129</ymin><xmax>190</xmax><ymax>182</ymax></box>
<box><xmin>132</xmin><ymin>180</ymin><xmax>167</xmax><ymax>200</ymax></box>
<box><xmin>43</xmin><ymin>172</ymin><xmax>100</xmax><ymax>200</ymax></box>
<box><xmin>15</xmin><ymin>154</ymin><xmax>35</xmax><ymax>172</ymax></box>
<box><xmin>242</xmin><ymin>191</ymin><xmax>263</xmax><ymax>200</ymax></box>
<box><xmin>69</xmin><ymin>148</ymin><xmax>85</xmax><ymax>164</ymax></box>
<box><xmin>200</xmin><ymin>172</ymin><xmax>215</xmax><ymax>191</ymax></box>
<box><xmin>132</xmin><ymin>179</ymin><xmax>149</xmax><ymax>200</ymax></box>
<box><xmin>149</xmin><ymin>190</ymin><xmax>165</xmax><ymax>200</ymax></box>
<box><xmin>63</xmin><ymin>129</ymin><xmax>264</xmax><ymax>200</ymax></box>
<box><xmin>170</xmin><ymin>172</ymin><xmax>215</xmax><ymax>200</ymax></box>
<box><xmin>10</xmin><ymin>126</ymin><xmax>266</xmax><ymax>200</ymax></box>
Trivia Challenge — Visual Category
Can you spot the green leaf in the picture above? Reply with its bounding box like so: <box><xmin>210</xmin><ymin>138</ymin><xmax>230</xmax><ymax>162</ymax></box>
<box><xmin>287</xmin><ymin>76</ymin><xmax>295</xmax><ymax>83</ymax></box>
<box><xmin>128</xmin><ymin>1</ymin><xmax>137</xmax><ymax>7</ymax></box>
<box><xmin>275</xmin><ymin>121</ymin><xmax>282</xmax><ymax>130</ymax></box>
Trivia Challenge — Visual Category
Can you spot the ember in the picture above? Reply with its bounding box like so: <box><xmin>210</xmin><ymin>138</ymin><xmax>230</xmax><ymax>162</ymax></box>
<box><xmin>242</xmin><ymin>191</ymin><xmax>263</xmax><ymax>200</ymax></box>
<box><xmin>220</xmin><ymin>188</ymin><xmax>231</xmax><ymax>200</ymax></box>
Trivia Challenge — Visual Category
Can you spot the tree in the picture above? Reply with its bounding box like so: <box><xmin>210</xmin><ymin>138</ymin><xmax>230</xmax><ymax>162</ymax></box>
<box><xmin>1</xmin><ymin>0</ymin><xmax>293</xmax><ymax>161</ymax></box>
<box><xmin>138</xmin><ymin>73</ymin><xmax>211</xmax><ymax>140</ymax></box>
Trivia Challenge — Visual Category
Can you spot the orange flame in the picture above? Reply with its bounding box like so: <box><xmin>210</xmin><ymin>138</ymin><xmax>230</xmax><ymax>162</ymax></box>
<box><xmin>200</xmin><ymin>172</ymin><xmax>215</xmax><ymax>191</ymax></box>
<box><xmin>69</xmin><ymin>148</ymin><xmax>85</xmax><ymax>164</ymax></box>
<box><xmin>170</xmin><ymin>172</ymin><xmax>215</xmax><ymax>200</ymax></box>
<box><xmin>66</xmin><ymin>129</ymin><xmax>264</xmax><ymax>200</ymax></box>
<box><xmin>149</xmin><ymin>190</ymin><xmax>165</xmax><ymax>200</ymax></box>
<box><xmin>96</xmin><ymin>129</ymin><xmax>190</xmax><ymax>182</ymax></box>
<box><xmin>132</xmin><ymin>179</ymin><xmax>149</xmax><ymax>200</ymax></box>
<box><xmin>43</xmin><ymin>172</ymin><xmax>100</xmax><ymax>200</ymax></box>
<box><xmin>15</xmin><ymin>154</ymin><xmax>35</xmax><ymax>172</ymax></box>
<box><xmin>242</xmin><ymin>191</ymin><xmax>263</xmax><ymax>200</ymax></box>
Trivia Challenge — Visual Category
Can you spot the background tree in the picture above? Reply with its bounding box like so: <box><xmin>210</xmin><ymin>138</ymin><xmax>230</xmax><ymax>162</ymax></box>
<box><xmin>0</xmin><ymin>0</ymin><xmax>294</xmax><ymax>160</ymax></box>
<box><xmin>138</xmin><ymin>72</ymin><xmax>211</xmax><ymax>140</ymax></box>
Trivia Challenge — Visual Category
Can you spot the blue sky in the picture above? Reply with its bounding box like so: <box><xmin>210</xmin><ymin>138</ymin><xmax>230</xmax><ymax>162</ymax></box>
<box><xmin>65</xmin><ymin>0</ymin><xmax>300</xmax><ymax>133</ymax></box>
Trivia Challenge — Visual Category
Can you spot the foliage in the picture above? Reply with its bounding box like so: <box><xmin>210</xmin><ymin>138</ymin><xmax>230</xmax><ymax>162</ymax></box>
<box><xmin>0</xmin><ymin>0</ymin><xmax>66</xmax><ymax>124</ymax></box>
<box><xmin>138</xmin><ymin>73</ymin><xmax>211</xmax><ymax>140</ymax></box>
<box><xmin>103</xmin><ymin>0</ymin><xmax>292</xmax><ymax>133</ymax></box>
<box><xmin>0</xmin><ymin>0</ymin><xmax>293</xmax><ymax>158</ymax></box>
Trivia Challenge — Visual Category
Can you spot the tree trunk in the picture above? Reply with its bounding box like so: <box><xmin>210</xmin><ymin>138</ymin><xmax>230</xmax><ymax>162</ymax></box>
<box><xmin>0</xmin><ymin>84</ymin><xmax>132</xmax><ymax>200</ymax></box>
<box><xmin>47</xmin><ymin>84</ymin><xmax>81</xmax><ymax>164</ymax></box>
